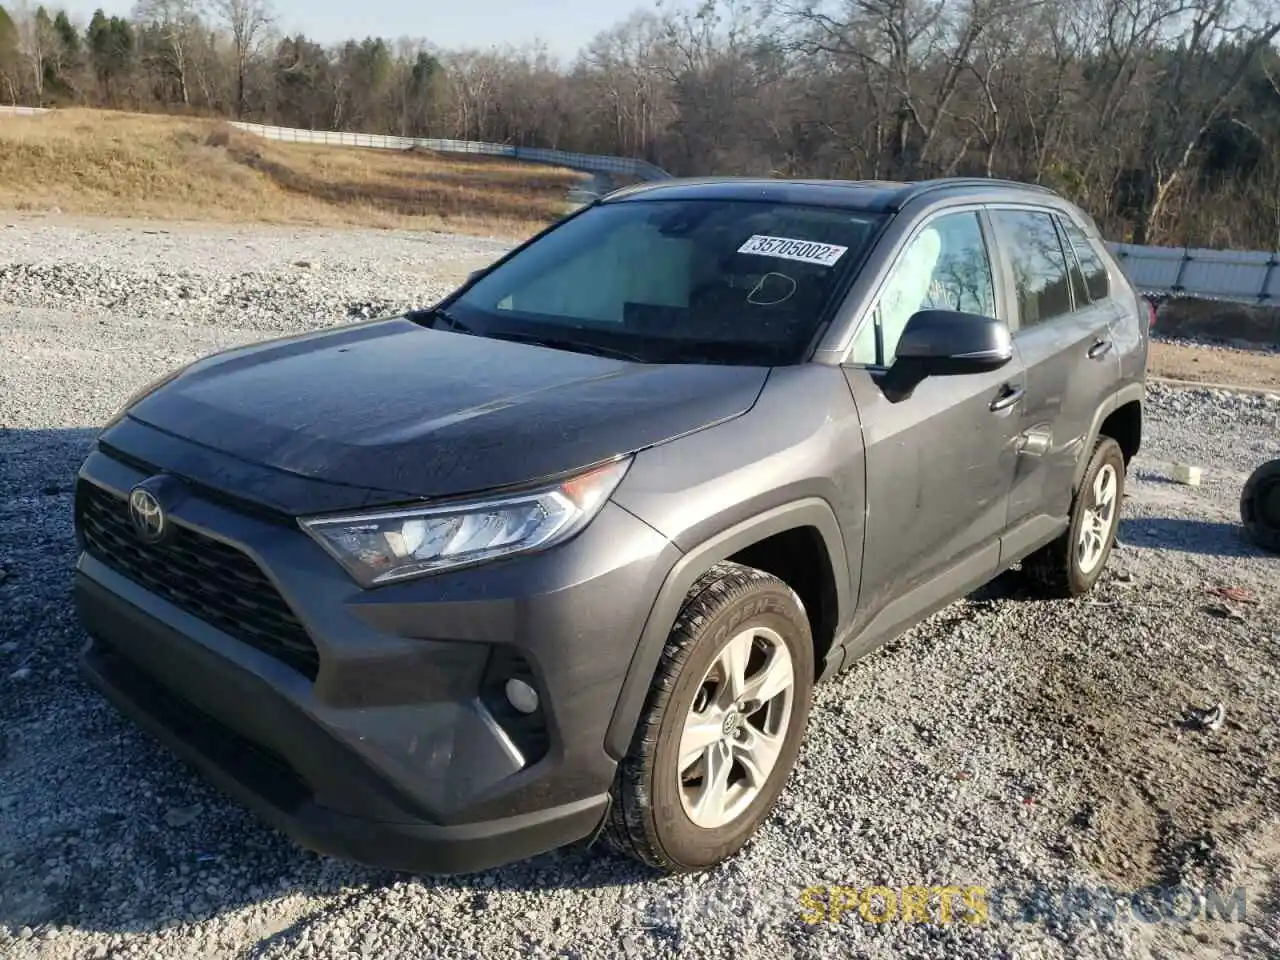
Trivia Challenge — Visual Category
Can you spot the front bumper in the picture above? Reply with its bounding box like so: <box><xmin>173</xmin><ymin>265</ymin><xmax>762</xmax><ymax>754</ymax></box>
<box><xmin>73</xmin><ymin>436</ymin><xmax>678</xmax><ymax>874</ymax></box>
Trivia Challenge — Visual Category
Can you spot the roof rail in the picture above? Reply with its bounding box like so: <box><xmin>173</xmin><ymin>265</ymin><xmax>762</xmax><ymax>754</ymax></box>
<box><xmin>893</xmin><ymin>177</ymin><xmax>1058</xmax><ymax>208</ymax></box>
<box><xmin>600</xmin><ymin>178</ymin><xmax>686</xmax><ymax>201</ymax></box>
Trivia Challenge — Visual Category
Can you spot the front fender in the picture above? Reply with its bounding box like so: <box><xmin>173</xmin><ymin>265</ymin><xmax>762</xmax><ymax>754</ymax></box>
<box><xmin>603</xmin><ymin>497</ymin><xmax>850</xmax><ymax>760</ymax></box>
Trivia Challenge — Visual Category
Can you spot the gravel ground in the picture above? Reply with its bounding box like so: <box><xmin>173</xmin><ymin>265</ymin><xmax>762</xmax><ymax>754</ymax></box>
<box><xmin>2</xmin><ymin>218</ymin><xmax>1279</xmax><ymax>960</ymax></box>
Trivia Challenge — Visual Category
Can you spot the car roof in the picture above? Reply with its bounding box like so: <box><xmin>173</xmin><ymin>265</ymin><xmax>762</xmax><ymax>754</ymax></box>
<box><xmin>602</xmin><ymin>176</ymin><xmax>1060</xmax><ymax>213</ymax></box>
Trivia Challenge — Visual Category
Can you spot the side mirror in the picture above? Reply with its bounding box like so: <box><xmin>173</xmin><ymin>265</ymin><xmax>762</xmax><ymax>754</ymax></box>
<box><xmin>882</xmin><ymin>309</ymin><xmax>1013</xmax><ymax>400</ymax></box>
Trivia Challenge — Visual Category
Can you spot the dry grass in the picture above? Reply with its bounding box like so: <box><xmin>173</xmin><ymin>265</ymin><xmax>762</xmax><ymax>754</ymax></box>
<box><xmin>1149</xmin><ymin>339</ymin><xmax>1280</xmax><ymax>391</ymax></box>
<box><xmin>0</xmin><ymin>109</ymin><xmax>585</xmax><ymax>237</ymax></box>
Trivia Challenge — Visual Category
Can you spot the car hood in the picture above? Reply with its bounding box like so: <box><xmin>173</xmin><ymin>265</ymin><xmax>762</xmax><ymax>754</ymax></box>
<box><xmin>126</xmin><ymin>317</ymin><xmax>768</xmax><ymax>501</ymax></box>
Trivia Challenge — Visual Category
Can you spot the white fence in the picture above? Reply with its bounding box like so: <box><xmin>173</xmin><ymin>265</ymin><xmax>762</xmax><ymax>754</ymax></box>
<box><xmin>0</xmin><ymin>105</ymin><xmax>50</xmax><ymax>117</ymax></box>
<box><xmin>1105</xmin><ymin>242</ymin><xmax>1280</xmax><ymax>305</ymax></box>
<box><xmin>227</xmin><ymin>121</ymin><xmax>672</xmax><ymax>182</ymax></box>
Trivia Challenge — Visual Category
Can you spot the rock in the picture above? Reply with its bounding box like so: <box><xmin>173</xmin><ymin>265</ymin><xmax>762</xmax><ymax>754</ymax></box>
<box><xmin>164</xmin><ymin>804</ymin><xmax>202</xmax><ymax>828</ymax></box>
<box><xmin>1202</xmin><ymin>602</ymin><xmax>1245</xmax><ymax>623</ymax></box>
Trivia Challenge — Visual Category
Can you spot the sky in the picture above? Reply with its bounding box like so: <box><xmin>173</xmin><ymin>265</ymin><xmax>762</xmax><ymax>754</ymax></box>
<box><xmin>56</xmin><ymin>0</ymin><xmax>653</xmax><ymax>60</ymax></box>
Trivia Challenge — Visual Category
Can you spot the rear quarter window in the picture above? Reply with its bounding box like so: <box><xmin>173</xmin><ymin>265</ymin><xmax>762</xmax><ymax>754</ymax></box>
<box><xmin>1058</xmin><ymin>216</ymin><xmax>1110</xmax><ymax>303</ymax></box>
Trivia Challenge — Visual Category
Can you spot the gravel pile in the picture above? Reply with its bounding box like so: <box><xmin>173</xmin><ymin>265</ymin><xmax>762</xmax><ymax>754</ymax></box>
<box><xmin>0</xmin><ymin>261</ymin><xmax>419</xmax><ymax>330</ymax></box>
<box><xmin>2</xmin><ymin>220</ymin><xmax>1279</xmax><ymax>960</ymax></box>
<box><xmin>1152</xmin><ymin>331</ymin><xmax>1280</xmax><ymax>359</ymax></box>
<box><xmin>1146</xmin><ymin>380</ymin><xmax>1280</xmax><ymax>419</ymax></box>
<box><xmin>0</xmin><ymin>218</ymin><xmax>510</xmax><ymax>336</ymax></box>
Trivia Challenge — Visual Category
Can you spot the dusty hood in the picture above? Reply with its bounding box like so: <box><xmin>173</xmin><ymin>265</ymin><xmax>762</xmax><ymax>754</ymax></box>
<box><xmin>123</xmin><ymin>317</ymin><xmax>768</xmax><ymax>502</ymax></box>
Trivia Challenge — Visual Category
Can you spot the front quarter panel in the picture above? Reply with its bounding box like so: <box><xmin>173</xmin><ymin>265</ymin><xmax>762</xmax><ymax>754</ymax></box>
<box><xmin>611</xmin><ymin>365</ymin><xmax>865</xmax><ymax>568</ymax></box>
<box><xmin>604</xmin><ymin>365</ymin><xmax>866</xmax><ymax>756</ymax></box>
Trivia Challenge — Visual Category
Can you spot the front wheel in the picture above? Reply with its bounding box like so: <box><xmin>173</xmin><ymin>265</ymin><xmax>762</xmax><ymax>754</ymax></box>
<box><xmin>1026</xmin><ymin>437</ymin><xmax>1127</xmax><ymax>597</ymax></box>
<box><xmin>605</xmin><ymin>562</ymin><xmax>814</xmax><ymax>873</ymax></box>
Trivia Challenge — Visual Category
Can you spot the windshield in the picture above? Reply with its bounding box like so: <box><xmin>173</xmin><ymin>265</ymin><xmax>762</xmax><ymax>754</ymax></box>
<box><xmin>441</xmin><ymin>199</ymin><xmax>886</xmax><ymax>365</ymax></box>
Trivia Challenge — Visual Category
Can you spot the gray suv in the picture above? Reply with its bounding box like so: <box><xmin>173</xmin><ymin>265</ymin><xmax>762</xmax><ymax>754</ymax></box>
<box><xmin>73</xmin><ymin>177</ymin><xmax>1147</xmax><ymax>876</ymax></box>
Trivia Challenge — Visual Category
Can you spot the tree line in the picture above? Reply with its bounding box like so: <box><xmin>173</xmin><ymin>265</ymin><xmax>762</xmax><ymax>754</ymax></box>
<box><xmin>2</xmin><ymin>0</ymin><xmax>1279</xmax><ymax>250</ymax></box>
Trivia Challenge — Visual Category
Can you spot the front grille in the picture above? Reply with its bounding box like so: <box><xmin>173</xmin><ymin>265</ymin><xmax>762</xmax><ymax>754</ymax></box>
<box><xmin>77</xmin><ymin>481</ymin><xmax>320</xmax><ymax>680</ymax></box>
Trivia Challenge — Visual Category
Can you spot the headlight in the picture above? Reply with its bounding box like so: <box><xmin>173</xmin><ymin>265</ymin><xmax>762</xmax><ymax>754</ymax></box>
<box><xmin>299</xmin><ymin>457</ymin><xmax>632</xmax><ymax>586</ymax></box>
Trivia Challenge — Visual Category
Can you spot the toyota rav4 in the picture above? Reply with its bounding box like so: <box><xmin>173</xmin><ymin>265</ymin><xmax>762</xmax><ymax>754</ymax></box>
<box><xmin>74</xmin><ymin>176</ymin><xmax>1147</xmax><ymax>875</ymax></box>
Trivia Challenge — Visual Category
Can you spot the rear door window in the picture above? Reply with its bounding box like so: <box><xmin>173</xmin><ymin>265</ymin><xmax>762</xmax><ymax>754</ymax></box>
<box><xmin>1056</xmin><ymin>218</ymin><xmax>1091</xmax><ymax>308</ymax></box>
<box><xmin>988</xmin><ymin>210</ymin><xmax>1074</xmax><ymax>330</ymax></box>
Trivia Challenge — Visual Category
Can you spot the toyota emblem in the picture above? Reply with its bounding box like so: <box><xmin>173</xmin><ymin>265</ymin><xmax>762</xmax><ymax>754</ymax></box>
<box><xmin>129</xmin><ymin>487</ymin><xmax>166</xmax><ymax>543</ymax></box>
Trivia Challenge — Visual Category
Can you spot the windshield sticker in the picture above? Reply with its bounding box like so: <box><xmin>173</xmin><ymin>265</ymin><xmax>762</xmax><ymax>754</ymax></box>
<box><xmin>737</xmin><ymin>235</ymin><xmax>848</xmax><ymax>267</ymax></box>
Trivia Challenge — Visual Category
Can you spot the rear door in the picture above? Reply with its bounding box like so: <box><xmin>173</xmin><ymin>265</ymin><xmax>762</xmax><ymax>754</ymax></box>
<box><xmin>988</xmin><ymin>207</ymin><xmax>1122</xmax><ymax>538</ymax></box>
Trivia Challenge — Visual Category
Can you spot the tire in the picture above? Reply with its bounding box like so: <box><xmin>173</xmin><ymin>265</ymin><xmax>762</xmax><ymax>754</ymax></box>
<box><xmin>604</xmin><ymin>561</ymin><xmax>814</xmax><ymax>873</ymax></box>
<box><xmin>1026</xmin><ymin>437</ymin><xmax>1127</xmax><ymax>598</ymax></box>
<box><xmin>1241</xmin><ymin>458</ymin><xmax>1280</xmax><ymax>554</ymax></box>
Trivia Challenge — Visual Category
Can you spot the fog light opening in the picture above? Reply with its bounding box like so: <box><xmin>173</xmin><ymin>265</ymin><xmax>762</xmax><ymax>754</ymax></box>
<box><xmin>504</xmin><ymin>677</ymin><xmax>540</xmax><ymax>715</ymax></box>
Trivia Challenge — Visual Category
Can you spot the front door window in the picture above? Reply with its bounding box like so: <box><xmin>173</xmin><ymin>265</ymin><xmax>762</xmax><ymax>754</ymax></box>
<box><xmin>850</xmin><ymin>211</ymin><xmax>997</xmax><ymax>366</ymax></box>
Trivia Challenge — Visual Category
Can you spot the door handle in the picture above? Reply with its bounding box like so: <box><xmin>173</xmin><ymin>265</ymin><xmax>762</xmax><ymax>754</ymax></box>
<box><xmin>989</xmin><ymin>383</ymin><xmax>1025</xmax><ymax>412</ymax></box>
<box><xmin>1087</xmin><ymin>338</ymin><xmax>1113</xmax><ymax>360</ymax></box>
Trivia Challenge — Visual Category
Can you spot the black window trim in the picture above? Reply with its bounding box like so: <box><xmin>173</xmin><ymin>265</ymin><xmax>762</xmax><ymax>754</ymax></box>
<box><xmin>1056</xmin><ymin>212</ymin><xmax>1113</xmax><ymax>306</ymax></box>
<box><xmin>1052</xmin><ymin>213</ymin><xmax>1092</xmax><ymax>312</ymax></box>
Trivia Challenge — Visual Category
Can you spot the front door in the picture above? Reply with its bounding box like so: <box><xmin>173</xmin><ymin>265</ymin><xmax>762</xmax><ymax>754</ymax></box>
<box><xmin>842</xmin><ymin>209</ymin><xmax>1025</xmax><ymax>652</ymax></box>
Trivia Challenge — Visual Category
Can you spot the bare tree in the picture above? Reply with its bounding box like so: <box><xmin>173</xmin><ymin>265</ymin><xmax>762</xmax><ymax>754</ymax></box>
<box><xmin>1129</xmin><ymin>0</ymin><xmax>1280</xmax><ymax>243</ymax></box>
<box><xmin>578</xmin><ymin>12</ymin><xmax>674</xmax><ymax>159</ymax></box>
<box><xmin>11</xmin><ymin>0</ymin><xmax>51</xmax><ymax>104</ymax></box>
<box><xmin>134</xmin><ymin>0</ymin><xmax>204</xmax><ymax>105</ymax></box>
<box><xmin>4</xmin><ymin>0</ymin><xmax>1280</xmax><ymax>249</ymax></box>
<box><xmin>212</xmin><ymin>0</ymin><xmax>272</xmax><ymax>117</ymax></box>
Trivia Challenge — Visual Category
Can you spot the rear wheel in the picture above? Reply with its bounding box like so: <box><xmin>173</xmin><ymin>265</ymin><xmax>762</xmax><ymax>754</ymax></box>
<box><xmin>605</xmin><ymin>562</ymin><xmax>813</xmax><ymax>872</ymax></box>
<box><xmin>1026</xmin><ymin>437</ymin><xmax>1126</xmax><ymax>597</ymax></box>
<box><xmin>1241</xmin><ymin>458</ymin><xmax>1280</xmax><ymax>554</ymax></box>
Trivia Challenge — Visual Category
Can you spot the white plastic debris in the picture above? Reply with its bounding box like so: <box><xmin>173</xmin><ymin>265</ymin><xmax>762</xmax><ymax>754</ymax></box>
<box><xmin>1173</xmin><ymin>463</ymin><xmax>1202</xmax><ymax>486</ymax></box>
<box><xmin>1188</xmin><ymin>702</ymin><xmax>1227</xmax><ymax>732</ymax></box>
<box><xmin>1206</xmin><ymin>703</ymin><xmax>1226</xmax><ymax>732</ymax></box>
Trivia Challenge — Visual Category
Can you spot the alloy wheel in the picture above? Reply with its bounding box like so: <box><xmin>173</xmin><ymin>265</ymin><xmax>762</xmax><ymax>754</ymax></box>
<box><xmin>1077</xmin><ymin>463</ymin><xmax>1118</xmax><ymax>575</ymax></box>
<box><xmin>677</xmin><ymin>626</ymin><xmax>796</xmax><ymax>830</ymax></box>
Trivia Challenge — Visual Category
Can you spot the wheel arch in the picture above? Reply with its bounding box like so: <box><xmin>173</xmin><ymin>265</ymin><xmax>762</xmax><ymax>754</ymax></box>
<box><xmin>603</xmin><ymin>498</ymin><xmax>851</xmax><ymax>760</ymax></box>
<box><xmin>1073</xmin><ymin>382</ymin><xmax>1145</xmax><ymax>493</ymax></box>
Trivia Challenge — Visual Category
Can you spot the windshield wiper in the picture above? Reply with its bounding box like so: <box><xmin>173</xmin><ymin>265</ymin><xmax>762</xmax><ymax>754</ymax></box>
<box><xmin>428</xmin><ymin>310</ymin><xmax>644</xmax><ymax>361</ymax></box>
<box><xmin>486</xmin><ymin>331</ymin><xmax>645</xmax><ymax>362</ymax></box>
<box><xmin>431</xmin><ymin>306</ymin><xmax>473</xmax><ymax>333</ymax></box>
